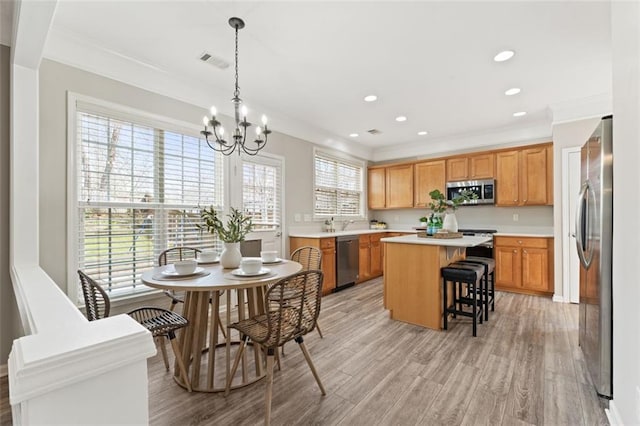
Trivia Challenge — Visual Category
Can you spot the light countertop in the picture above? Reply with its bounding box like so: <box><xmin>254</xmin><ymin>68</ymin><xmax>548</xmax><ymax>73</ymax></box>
<box><xmin>288</xmin><ymin>229</ymin><xmax>417</xmax><ymax>238</ymax></box>
<box><xmin>380</xmin><ymin>234</ymin><xmax>492</xmax><ymax>247</ymax></box>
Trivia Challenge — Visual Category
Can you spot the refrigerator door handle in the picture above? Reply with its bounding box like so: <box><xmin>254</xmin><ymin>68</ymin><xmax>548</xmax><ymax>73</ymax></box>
<box><xmin>575</xmin><ymin>181</ymin><xmax>593</xmax><ymax>268</ymax></box>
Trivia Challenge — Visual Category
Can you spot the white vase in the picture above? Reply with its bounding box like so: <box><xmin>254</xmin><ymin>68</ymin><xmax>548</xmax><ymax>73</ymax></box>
<box><xmin>442</xmin><ymin>213</ymin><xmax>458</xmax><ymax>232</ymax></box>
<box><xmin>220</xmin><ymin>242</ymin><xmax>242</xmax><ymax>269</ymax></box>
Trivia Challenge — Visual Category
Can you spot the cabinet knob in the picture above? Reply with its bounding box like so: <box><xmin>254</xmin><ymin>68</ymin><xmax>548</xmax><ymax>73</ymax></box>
<box><xmin>513</xmin><ymin>199</ymin><xmax>517</xmax><ymax>202</ymax></box>
<box><xmin>523</xmin><ymin>250</ymin><xmax>528</xmax><ymax>254</ymax></box>
<box><xmin>513</xmin><ymin>250</ymin><xmax>517</xmax><ymax>253</ymax></box>
<box><xmin>524</xmin><ymin>199</ymin><xmax>527</xmax><ymax>203</ymax></box>
<box><xmin>518</xmin><ymin>240</ymin><xmax>522</xmax><ymax>244</ymax></box>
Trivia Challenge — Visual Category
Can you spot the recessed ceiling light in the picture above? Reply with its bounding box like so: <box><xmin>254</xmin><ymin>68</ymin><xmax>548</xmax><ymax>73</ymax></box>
<box><xmin>395</xmin><ymin>116</ymin><xmax>407</xmax><ymax>122</ymax></box>
<box><xmin>418</xmin><ymin>131</ymin><xmax>428</xmax><ymax>136</ymax></box>
<box><xmin>513</xmin><ymin>111</ymin><xmax>527</xmax><ymax>117</ymax></box>
<box><xmin>494</xmin><ymin>50</ymin><xmax>515</xmax><ymax>62</ymax></box>
<box><xmin>349</xmin><ymin>133</ymin><xmax>359</xmax><ymax>137</ymax></box>
<box><xmin>505</xmin><ymin>87</ymin><xmax>521</xmax><ymax>96</ymax></box>
<box><xmin>364</xmin><ymin>95</ymin><xmax>377</xmax><ymax>102</ymax></box>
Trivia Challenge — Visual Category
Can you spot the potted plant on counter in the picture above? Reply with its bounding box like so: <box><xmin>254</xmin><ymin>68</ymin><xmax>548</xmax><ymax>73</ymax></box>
<box><xmin>428</xmin><ymin>188</ymin><xmax>478</xmax><ymax>232</ymax></box>
<box><xmin>200</xmin><ymin>206</ymin><xmax>253</xmax><ymax>268</ymax></box>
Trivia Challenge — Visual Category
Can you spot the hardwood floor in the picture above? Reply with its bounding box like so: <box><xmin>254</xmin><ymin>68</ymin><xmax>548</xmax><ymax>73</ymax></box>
<box><xmin>0</xmin><ymin>277</ymin><xmax>609</xmax><ymax>425</ymax></box>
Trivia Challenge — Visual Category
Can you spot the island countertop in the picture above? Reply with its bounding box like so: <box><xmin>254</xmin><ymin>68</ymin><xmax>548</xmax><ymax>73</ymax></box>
<box><xmin>381</xmin><ymin>234</ymin><xmax>491</xmax><ymax>247</ymax></box>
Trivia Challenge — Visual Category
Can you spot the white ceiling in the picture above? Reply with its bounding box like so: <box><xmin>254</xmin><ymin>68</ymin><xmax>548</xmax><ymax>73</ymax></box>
<box><xmin>8</xmin><ymin>1</ymin><xmax>613</xmax><ymax>161</ymax></box>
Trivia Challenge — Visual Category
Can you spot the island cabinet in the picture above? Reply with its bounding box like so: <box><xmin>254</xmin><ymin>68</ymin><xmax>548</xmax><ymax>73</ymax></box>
<box><xmin>358</xmin><ymin>233</ymin><xmax>384</xmax><ymax>283</ymax></box>
<box><xmin>494</xmin><ymin>236</ymin><xmax>554</xmax><ymax>295</ymax></box>
<box><xmin>496</xmin><ymin>144</ymin><xmax>553</xmax><ymax>206</ymax></box>
<box><xmin>367</xmin><ymin>164</ymin><xmax>414</xmax><ymax>209</ymax></box>
<box><xmin>289</xmin><ymin>237</ymin><xmax>336</xmax><ymax>295</ymax></box>
<box><xmin>413</xmin><ymin>160</ymin><xmax>446</xmax><ymax>207</ymax></box>
<box><xmin>446</xmin><ymin>153</ymin><xmax>495</xmax><ymax>181</ymax></box>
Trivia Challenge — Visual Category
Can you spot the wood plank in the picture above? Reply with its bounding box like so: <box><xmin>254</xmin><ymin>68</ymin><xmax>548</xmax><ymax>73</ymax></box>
<box><xmin>1</xmin><ymin>277</ymin><xmax>610</xmax><ymax>426</ymax></box>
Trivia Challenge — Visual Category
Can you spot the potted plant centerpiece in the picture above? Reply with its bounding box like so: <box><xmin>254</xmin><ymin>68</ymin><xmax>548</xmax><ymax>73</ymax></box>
<box><xmin>428</xmin><ymin>188</ymin><xmax>478</xmax><ymax>232</ymax></box>
<box><xmin>200</xmin><ymin>206</ymin><xmax>253</xmax><ymax>268</ymax></box>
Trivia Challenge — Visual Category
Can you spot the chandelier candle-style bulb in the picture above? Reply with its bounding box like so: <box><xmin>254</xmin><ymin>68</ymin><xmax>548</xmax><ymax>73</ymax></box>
<box><xmin>199</xmin><ymin>17</ymin><xmax>272</xmax><ymax>156</ymax></box>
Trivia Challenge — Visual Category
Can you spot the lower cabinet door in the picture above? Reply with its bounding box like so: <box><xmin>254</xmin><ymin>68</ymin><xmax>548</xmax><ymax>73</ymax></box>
<box><xmin>321</xmin><ymin>247</ymin><xmax>336</xmax><ymax>293</ymax></box>
<box><xmin>495</xmin><ymin>246</ymin><xmax>521</xmax><ymax>289</ymax></box>
<box><xmin>521</xmin><ymin>247</ymin><xmax>550</xmax><ymax>292</ymax></box>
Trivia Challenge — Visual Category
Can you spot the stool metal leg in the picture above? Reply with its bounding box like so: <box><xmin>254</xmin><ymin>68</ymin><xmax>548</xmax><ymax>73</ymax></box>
<box><xmin>443</xmin><ymin>277</ymin><xmax>448</xmax><ymax>330</ymax></box>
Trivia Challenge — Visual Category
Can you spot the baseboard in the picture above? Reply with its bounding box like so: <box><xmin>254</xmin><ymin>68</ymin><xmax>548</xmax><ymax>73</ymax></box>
<box><xmin>606</xmin><ymin>400</ymin><xmax>623</xmax><ymax>425</ymax></box>
<box><xmin>0</xmin><ymin>364</ymin><xmax>7</xmax><ymax>378</ymax></box>
<box><xmin>552</xmin><ymin>294</ymin><xmax>567</xmax><ymax>303</ymax></box>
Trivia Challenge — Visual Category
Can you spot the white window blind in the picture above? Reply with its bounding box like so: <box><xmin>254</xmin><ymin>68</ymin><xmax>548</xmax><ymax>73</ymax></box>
<box><xmin>76</xmin><ymin>107</ymin><xmax>224</xmax><ymax>297</ymax></box>
<box><xmin>314</xmin><ymin>151</ymin><xmax>364</xmax><ymax>217</ymax></box>
<box><xmin>242</xmin><ymin>159</ymin><xmax>281</xmax><ymax>230</ymax></box>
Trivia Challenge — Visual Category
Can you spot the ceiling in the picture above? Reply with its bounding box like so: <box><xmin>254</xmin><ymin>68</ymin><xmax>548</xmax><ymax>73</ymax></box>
<box><xmin>7</xmin><ymin>1</ymin><xmax>613</xmax><ymax>161</ymax></box>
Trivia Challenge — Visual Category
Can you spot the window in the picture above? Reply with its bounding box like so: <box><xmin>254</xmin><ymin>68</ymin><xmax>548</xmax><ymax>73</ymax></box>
<box><xmin>313</xmin><ymin>150</ymin><xmax>364</xmax><ymax>218</ymax></box>
<box><xmin>242</xmin><ymin>158</ymin><xmax>281</xmax><ymax>230</ymax></box>
<box><xmin>72</xmin><ymin>99</ymin><xmax>224</xmax><ymax>298</ymax></box>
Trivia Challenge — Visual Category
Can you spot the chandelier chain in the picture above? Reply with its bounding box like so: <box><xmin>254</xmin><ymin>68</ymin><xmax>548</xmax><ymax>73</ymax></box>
<box><xmin>234</xmin><ymin>24</ymin><xmax>240</xmax><ymax>99</ymax></box>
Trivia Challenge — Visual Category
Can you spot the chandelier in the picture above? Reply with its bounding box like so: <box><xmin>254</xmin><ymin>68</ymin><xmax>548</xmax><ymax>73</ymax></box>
<box><xmin>201</xmin><ymin>17</ymin><xmax>271</xmax><ymax>156</ymax></box>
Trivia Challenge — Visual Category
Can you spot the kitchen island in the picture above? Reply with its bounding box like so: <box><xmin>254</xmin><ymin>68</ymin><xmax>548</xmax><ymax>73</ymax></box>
<box><xmin>381</xmin><ymin>234</ymin><xmax>491</xmax><ymax>330</ymax></box>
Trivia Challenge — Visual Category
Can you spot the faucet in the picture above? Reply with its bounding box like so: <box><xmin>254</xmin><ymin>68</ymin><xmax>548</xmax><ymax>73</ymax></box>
<box><xmin>342</xmin><ymin>220</ymin><xmax>354</xmax><ymax>231</ymax></box>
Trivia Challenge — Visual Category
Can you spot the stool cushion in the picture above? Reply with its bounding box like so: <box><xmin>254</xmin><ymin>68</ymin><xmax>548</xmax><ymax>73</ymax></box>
<box><xmin>442</xmin><ymin>263</ymin><xmax>484</xmax><ymax>282</ymax></box>
<box><xmin>463</xmin><ymin>256</ymin><xmax>496</xmax><ymax>272</ymax></box>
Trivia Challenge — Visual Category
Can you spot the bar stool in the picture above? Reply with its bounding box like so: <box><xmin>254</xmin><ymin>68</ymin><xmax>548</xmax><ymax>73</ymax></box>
<box><xmin>457</xmin><ymin>256</ymin><xmax>495</xmax><ymax>321</ymax></box>
<box><xmin>441</xmin><ymin>263</ymin><xmax>485</xmax><ymax>337</ymax></box>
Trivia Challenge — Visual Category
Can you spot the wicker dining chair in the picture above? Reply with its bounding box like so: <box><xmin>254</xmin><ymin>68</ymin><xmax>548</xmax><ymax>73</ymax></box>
<box><xmin>158</xmin><ymin>247</ymin><xmax>226</xmax><ymax>338</ymax></box>
<box><xmin>225</xmin><ymin>270</ymin><xmax>326</xmax><ymax>426</ymax></box>
<box><xmin>290</xmin><ymin>246</ymin><xmax>324</xmax><ymax>338</ymax></box>
<box><xmin>77</xmin><ymin>270</ymin><xmax>192</xmax><ymax>392</ymax></box>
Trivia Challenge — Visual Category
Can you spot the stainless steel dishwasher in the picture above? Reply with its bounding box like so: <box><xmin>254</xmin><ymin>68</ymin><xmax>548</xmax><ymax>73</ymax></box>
<box><xmin>336</xmin><ymin>235</ymin><xmax>359</xmax><ymax>291</ymax></box>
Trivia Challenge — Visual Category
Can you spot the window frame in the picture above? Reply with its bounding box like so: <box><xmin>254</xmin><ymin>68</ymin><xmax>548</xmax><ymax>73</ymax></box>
<box><xmin>312</xmin><ymin>148</ymin><xmax>366</xmax><ymax>220</ymax></box>
<box><xmin>66</xmin><ymin>92</ymin><xmax>224</xmax><ymax>302</ymax></box>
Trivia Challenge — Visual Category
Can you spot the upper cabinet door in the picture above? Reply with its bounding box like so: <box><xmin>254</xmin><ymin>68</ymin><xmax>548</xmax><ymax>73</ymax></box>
<box><xmin>496</xmin><ymin>150</ymin><xmax>520</xmax><ymax>206</ymax></box>
<box><xmin>446</xmin><ymin>157</ymin><xmax>469</xmax><ymax>181</ymax></box>
<box><xmin>414</xmin><ymin>160</ymin><xmax>446</xmax><ymax>207</ymax></box>
<box><xmin>520</xmin><ymin>147</ymin><xmax>550</xmax><ymax>205</ymax></box>
<box><xmin>368</xmin><ymin>168</ymin><xmax>386</xmax><ymax>209</ymax></box>
<box><xmin>469</xmin><ymin>153</ymin><xmax>495</xmax><ymax>179</ymax></box>
<box><xmin>386</xmin><ymin>164</ymin><xmax>414</xmax><ymax>208</ymax></box>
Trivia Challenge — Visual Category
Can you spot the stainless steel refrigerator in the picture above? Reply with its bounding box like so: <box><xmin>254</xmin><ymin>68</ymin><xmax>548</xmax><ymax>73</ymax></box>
<box><xmin>575</xmin><ymin>115</ymin><xmax>613</xmax><ymax>399</ymax></box>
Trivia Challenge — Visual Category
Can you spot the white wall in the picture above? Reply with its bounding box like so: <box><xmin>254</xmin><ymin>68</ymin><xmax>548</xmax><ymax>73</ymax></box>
<box><xmin>373</xmin><ymin>205</ymin><xmax>553</xmax><ymax>231</ymax></box>
<box><xmin>550</xmin><ymin>117</ymin><xmax>602</xmax><ymax>301</ymax></box>
<box><xmin>38</xmin><ymin>58</ymin><xmax>335</xmax><ymax>293</ymax></box>
<box><xmin>610</xmin><ymin>1</ymin><xmax>640</xmax><ymax>424</ymax></box>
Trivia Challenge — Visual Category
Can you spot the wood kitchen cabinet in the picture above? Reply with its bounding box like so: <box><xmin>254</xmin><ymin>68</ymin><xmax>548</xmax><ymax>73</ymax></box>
<box><xmin>414</xmin><ymin>160</ymin><xmax>446</xmax><ymax>207</ymax></box>
<box><xmin>368</xmin><ymin>167</ymin><xmax>386</xmax><ymax>209</ymax></box>
<box><xmin>446</xmin><ymin>157</ymin><xmax>468</xmax><ymax>181</ymax></box>
<box><xmin>446</xmin><ymin>153</ymin><xmax>494</xmax><ymax>181</ymax></box>
<box><xmin>386</xmin><ymin>164</ymin><xmax>414</xmax><ymax>208</ymax></box>
<box><xmin>494</xmin><ymin>236</ymin><xmax>553</xmax><ymax>295</ymax></box>
<box><xmin>496</xmin><ymin>144</ymin><xmax>553</xmax><ymax>206</ymax></box>
<box><xmin>358</xmin><ymin>233</ymin><xmax>384</xmax><ymax>283</ymax></box>
<box><xmin>367</xmin><ymin>164</ymin><xmax>414</xmax><ymax>209</ymax></box>
<box><xmin>289</xmin><ymin>237</ymin><xmax>336</xmax><ymax>295</ymax></box>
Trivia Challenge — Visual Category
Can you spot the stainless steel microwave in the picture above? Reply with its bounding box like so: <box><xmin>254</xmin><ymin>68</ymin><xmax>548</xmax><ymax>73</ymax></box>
<box><xmin>446</xmin><ymin>179</ymin><xmax>495</xmax><ymax>205</ymax></box>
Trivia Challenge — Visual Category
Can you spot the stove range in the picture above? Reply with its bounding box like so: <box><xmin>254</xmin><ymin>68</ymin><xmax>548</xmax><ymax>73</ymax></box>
<box><xmin>458</xmin><ymin>229</ymin><xmax>496</xmax><ymax>256</ymax></box>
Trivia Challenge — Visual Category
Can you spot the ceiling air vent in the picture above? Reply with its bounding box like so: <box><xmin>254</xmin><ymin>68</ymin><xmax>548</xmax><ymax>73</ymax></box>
<box><xmin>199</xmin><ymin>52</ymin><xmax>230</xmax><ymax>70</ymax></box>
<box><xmin>367</xmin><ymin>129</ymin><xmax>382</xmax><ymax>135</ymax></box>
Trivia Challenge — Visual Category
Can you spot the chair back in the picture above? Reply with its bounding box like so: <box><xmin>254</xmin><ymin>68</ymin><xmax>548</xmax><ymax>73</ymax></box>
<box><xmin>158</xmin><ymin>246</ymin><xmax>201</xmax><ymax>266</ymax></box>
<box><xmin>290</xmin><ymin>246</ymin><xmax>322</xmax><ymax>271</ymax></box>
<box><xmin>77</xmin><ymin>270</ymin><xmax>111</xmax><ymax>321</ymax></box>
<box><xmin>240</xmin><ymin>239</ymin><xmax>262</xmax><ymax>257</ymax></box>
<box><xmin>261</xmin><ymin>270</ymin><xmax>323</xmax><ymax>348</ymax></box>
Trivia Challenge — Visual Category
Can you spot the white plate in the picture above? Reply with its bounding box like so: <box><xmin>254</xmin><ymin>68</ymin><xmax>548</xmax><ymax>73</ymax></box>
<box><xmin>197</xmin><ymin>258</ymin><xmax>219</xmax><ymax>265</ymax></box>
<box><xmin>231</xmin><ymin>267</ymin><xmax>272</xmax><ymax>277</ymax></box>
<box><xmin>161</xmin><ymin>267</ymin><xmax>205</xmax><ymax>278</ymax></box>
<box><xmin>261</xmin><ymin>258</ymin><xmax>284</xmax><ymax>264</ymax></box>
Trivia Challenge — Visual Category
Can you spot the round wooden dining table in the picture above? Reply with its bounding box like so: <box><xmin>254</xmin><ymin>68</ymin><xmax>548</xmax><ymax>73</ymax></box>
<box><xmin>141</xmin><ymin>259</ymin><xmax>302</xmax><ymax>392</ymax></box>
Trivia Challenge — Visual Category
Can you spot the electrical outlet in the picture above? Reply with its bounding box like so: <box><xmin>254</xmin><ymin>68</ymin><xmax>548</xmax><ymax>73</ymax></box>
<box><xmin>513</xmin><ymin>213</ymin><xmax>519</xmax><ymax>222</ymax></box>
<box><xmin>303</xmin><ymin>214</ymin><xmax>311</xmax><ymax>222</ymax></box>
<box><xmin>294</xmin><ymin>213</ymin><xmax>301</xmax><ymax>222</ymax></box>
